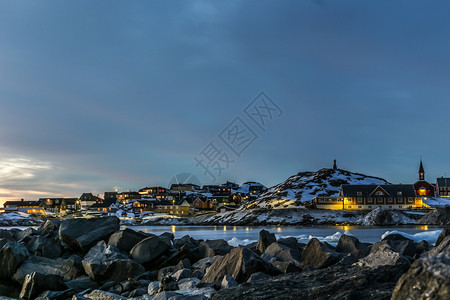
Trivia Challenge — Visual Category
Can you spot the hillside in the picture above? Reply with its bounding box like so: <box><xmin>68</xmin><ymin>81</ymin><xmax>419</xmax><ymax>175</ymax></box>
<box><xmin>248</xmin><ymin>168</ymin><xmax>389</xmax><ymax>209</ymax></box>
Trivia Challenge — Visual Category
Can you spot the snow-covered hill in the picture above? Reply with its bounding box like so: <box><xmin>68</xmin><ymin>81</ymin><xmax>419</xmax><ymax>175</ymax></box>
<box><xmin>250</xmin><ymin>168</ymin><xmax>389</xmax><ymax>209</ymax></box>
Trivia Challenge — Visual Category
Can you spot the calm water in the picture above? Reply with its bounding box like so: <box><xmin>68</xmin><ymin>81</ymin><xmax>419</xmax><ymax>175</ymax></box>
<box><xmin>125</xmin><ymin>225</ymin><xmax>447</xmax><ymax>245</ymax></box>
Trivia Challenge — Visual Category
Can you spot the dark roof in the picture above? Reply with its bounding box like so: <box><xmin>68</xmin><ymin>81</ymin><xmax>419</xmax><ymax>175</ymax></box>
<box><xmin>90</xmin><ymin>198</ymin><xmax>117</xmax><ymax>208</ymax></box>
<box><xmin>4</xmin><ymin>200</ymin><xmax>41</xmax><ymax>207</ymax></box>
<box><xmin>437</xmin><ymin>177</ymin><xmax>450</xmax><ymax>187</ymax></box>
<box><xmin>341</xmin><ymin>184</ymin><xmax>416</xmax><ymax>197</ymax></box>
<box><xmin>419</xmin><ymin>160</ymin><xmax>425</xmax><ymax>173</ymax></box>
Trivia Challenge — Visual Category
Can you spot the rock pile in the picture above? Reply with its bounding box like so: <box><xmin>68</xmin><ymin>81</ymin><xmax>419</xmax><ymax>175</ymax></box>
<box><xmin>0</xmin><ymin>217</ymin><xmax>448</xmax><ymax>299</ymax></box>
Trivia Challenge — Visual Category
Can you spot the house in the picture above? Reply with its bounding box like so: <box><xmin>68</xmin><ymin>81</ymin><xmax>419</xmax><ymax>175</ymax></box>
<box><xmin>139</xmin><ymin>186</ymin><xmax>167</xmax><ymax>200</ymax></box>
<box><xmin>155</xmin><ymin>199</ymin><xmax>191</xmax><ymax>216</ymax></box>
<box><xmin>3</xmin><ymin>199</ymin><xmax>45</xmax><ymax>214</ymax></box>
<box><xmin>89</xmin><ymin>198</ymin><xmax>119</xmax><ymax>216</ymax></box>
<box><xmin>79</xmin><ymin>193</ymin><xmax>102</xmax><ymax>210</ymax></box>
<box><xmin>314</xmin><ymin>184</ymin><xmax>423</xmax><ymax>210</ymax></box>
<box><xmin>116</xmin><ymin>192</ymin><xmax>141</xmax><ymax>204</ymax></box>
<box><xmin>413</xmin><ymin>160</ymin><xmax>435</xmax><ymax>196</ymax></box>
<box><xmin>201</xmin><ymin>185</ymin><xmax>232</xmax><ymax>205</ymax></box>
<box><xmin>104</xmin><ymin>192</ymin><xmax>118</xmax><ymax>200</ymax></box>
<box><xmin>192</xmin><ymin>196</ymin><xmax>214</xmax><ymax>210</ymax></box>
<box><xmin>39</xmin><ymin>198</ymin><xmax>78</xmax><ymax>214</ymax></box>
<box><xmin>216</xmin><ymin>205</ymin><xmax>238</xmax><ymax>213</ymax></box>
<box><xmin>436</xmin><ymin>177</ymin><xmax>450</xmax><ymax>197</ymax></box>
<box><xmin>132</xmin><ymin>198</ymin><xmax>157</xmax><ymax>214</ymax></box>
<box><xmin>170</xmin><ymin>183</ymin><xmax>201</xmax><ymax>192</ymax></box>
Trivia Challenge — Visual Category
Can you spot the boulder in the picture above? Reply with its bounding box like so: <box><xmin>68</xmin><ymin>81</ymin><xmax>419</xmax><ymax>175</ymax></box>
<box><xmin>37</xmin><ymin>220</ymin><xmax>60</xmax><ymax>235</ymax></box>
<box><xmin>272</xmin><ymin>261</ymin><xmax>301</xmax><ymax>273</ymax></box>
<box><xmin>0</xmin><ymin>238</ymin><xmax>7</xmax><ymax>249</ymax></box>
<box><xmin>19</xmin><ymin>272</ymin><xmax>67</xmax><ymax>300</ymax></box>
<box><xmin>372</xmin><ymin>234</ymin><xmax>417</xmax><ymax>257</ymax></box>
<box><xmin>335</xmin><ymin>234</ymin><xmax>370</xmax><ymax>258</ymax></box>
<box><xmin>429</xmin><ymin>235</ymin><xmax>450</xmax><ymax>254</ymax></box>
<box><xmin>158</xmin><ymin>266</ymin><xmax>176</xmax><ymax>281</ymax></box>
<box><xmin>246</xmin><ymin>272</ymin><xmax>270</xmax><ymax>283</ymax></box>
<box><xmin>201</xmin><ymin>246</ymin><xmax>281</xmax><ymax>284</ymax></box>
<box><xmin>148</xmin><ymin>281</ymin><xmax>161</xmax><ymax>295</ymax></box>
<box><xmin>300</xmin><ymin>238</ymin><xmax>340</xmax><ymax>270</ymax></box>
<box><xmin>160</xmin><ymin>232</ymin><xmax>175</xmax><ymax>241</ymax></box>
<box><xmin>192</xmin><ymin>256</ymin><xmax>221</xmax><ymax>278</ymax></box>
<box><xmin>83</xmin><ymin>289</ymin><xmax>128</xmax><ymax>300</ymax></box>
<box><xmin>391</xmin><ymin>253</ymin><xmax>450</xmax><ymax>300</ymax></box>
<box><xmin>277</xmin><ymin>237</ymin><xmax>301</xmax><ymax>250</ymax></box>
<box><xmin>13</xmin><ymin>255</ymin><xmax>80</xmax><ymax>284</ymax></box>
<box><xmin>82</xmin><ymin>241</ymin><xmax>145</xmax><ymax>283</ymax></box>
<box><xmin>175</xmin><ymin>258</ymin><xmax>191</xmax><ymax>271</ymax></box>
<box><xmin>0</xmin><ymin>229</ymin><xmax>15</xmax><ymax>241</ymax></box>
<box><xmin>172</xmin><ymin>268</ymin><xmax>193</xmax><ymax>281</ymax></box>
<box><xmin>14</xmin><ymin>228</ymin><xmax>38</xmax><ymax>243</ymax></box>
<box><xmin>159</xmin><ymin>276</ymin><xmax>178</xmax><ymax>292</ymax></box>
<box><xmin>173</xmin><ymin>235</ymin><xmax>199</xmax><ymax>250</ymax></box>
<box><xmin>59</xmin><ymin>217</ymin><xmax>120</xmax><ymax>252</ymax></box>
<box><xmin>130</xmin><ymin>235</ymin><xmax>171</xmax><ymax>264</ymax></box>
<box><xmin>26</xmin><ymin>235</ymin><xmax>62</xmax><ymax>259</ymax></box>
<box><xmin>221</xmin><ymin>274</ymin><xmax>238</xmax><ymax>289</ymax></box>
<box><xmin>356</xmin><ymin>243</ymin><xmax>410</xmax><ymax>270</ymax></box>
<box><xmin>436</xmin><ymin>228</ymin><xmax>450</xmax><ymax>247</ymax></box>
<box><xmin>152</xmin><ymin>244</ymin><xmax>200</xmax><ymax>270</ymax></box>
<box><xmin>65</xmin><ymin>276</ymin><xmax>99</xmax><ymax>292</ymax></box>
<box><xmin>35</xmin><ymin>289</ymin><xmax>77</xmax><ymax>300</ymax></box>
<box><xmin>256</xmin><ymin>230</ymin><xmax>276</xmax><ymax>254</ymax></box>
<box><xmin>417</xmin><ymin>207</ymin><xmax>450</xmax><ymax>225</ymax></box>
<box><xmin>358</xmin><ymin>208</ymin><xmax>413</xmax><ymax>225</ymax></box>
<box><xmin>199</xmin><ymin>240</ymin><xmax>233</xmax><ymax>257</ymax></box>
<box><xmin>0</xmin><ymin>242</ymin><xmax>30</xmax><ymax>279</ymax></box>
<box><xmin>264</xmin><ymin>242</ymin><xmax>302</xmax><ymax>267</ymax></box>
<box><xmin>178</xmin><ymin>277</ymin><xmax>200</xmax><ymax>290</ymax></box>
<box><xmin>107</xmin><ymin>228</ymin><xmax>150</xmax><ymax>253</ymax></box>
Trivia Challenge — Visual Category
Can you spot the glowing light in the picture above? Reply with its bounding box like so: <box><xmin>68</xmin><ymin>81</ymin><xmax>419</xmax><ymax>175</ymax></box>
<box><xmin>277</xmin><ymin>227</ymin><xmax>282</xmax><ymax>232</ymax></box>
<box><xmin>223</xmin><ymin>226</ymin><xmax>227</xmax><ymax>232</ymax></box>
<box><xmin>233</xmin><ymin>226</ymin><xmax>237</xmax><ymax>231</ymax></box>
<box><xmin>171</xmin><ymin>225</ymin><xmax>176</xmax><ymax>233</ymax></box>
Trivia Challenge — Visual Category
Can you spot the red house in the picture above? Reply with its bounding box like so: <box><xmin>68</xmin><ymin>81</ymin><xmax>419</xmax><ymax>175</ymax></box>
<box><xmin>413</xmin><ymin>160</ymin><xmax>435</xmax><ymax>196</ymax></box>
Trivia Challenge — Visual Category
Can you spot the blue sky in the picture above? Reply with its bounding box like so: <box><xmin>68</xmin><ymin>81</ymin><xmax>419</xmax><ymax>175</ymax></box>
<box><xmin>0</xmin><ymin>1</ymin><xmax>449</xmax><ymax>204</ymax></box>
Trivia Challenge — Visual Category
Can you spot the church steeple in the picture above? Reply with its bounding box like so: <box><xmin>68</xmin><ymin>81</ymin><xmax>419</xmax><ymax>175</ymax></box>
<box><xmin>419</xmin><ymin>160</ymin><xmax>425</xmax><ymax>181</ymax></box>
<box><xmin>333</xmin><ymin>159</ymin><xmax>337</xmax><ymax>170</ymax></box>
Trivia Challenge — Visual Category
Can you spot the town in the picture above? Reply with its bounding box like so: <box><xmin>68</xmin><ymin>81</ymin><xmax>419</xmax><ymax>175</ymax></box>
<box><xmin>2</xmin><ymin>160</ymin><xmax>449</xmax><ymax>219</ymax></box>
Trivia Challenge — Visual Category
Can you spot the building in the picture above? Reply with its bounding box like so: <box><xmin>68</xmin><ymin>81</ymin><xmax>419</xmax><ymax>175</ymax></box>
<box><xmin>413</xmin><ymin>160</ymin><xmax>435</xmax><ymax>196</ymax></box>
<box><xmin>79</xmin><ymin>193</ymin><xmax>102</xmax><ymax>210</ymax></box>
<box><xmin>314</xmin><ymin>184</ymin><xmax>423</xmax><ymax>210</ymax></box>
<box><xmin>132</xmin><ymin>198</ymin><xmax>157</xmax><ymax>214</ymax></box>
<box><xmin>116</xmin><ymin>192</ymin><xmax>141</xmax><ymax>204</ymax></box>
<box><xmin>139</xmin><ymin>186</ymin><xmax>167</xmax><ymax>200</ymax></box>
<box><xmin>155</xmin><ymin>199</ymin><xmax>191</xmax><ymax>215</ymax></box>
<box><xmin>170</xmin><ymin>183</ymin><xmax>200</xmax><ymax>192</ymax></box>
<box><xmin>3</xmin><ymin>200</ymin><xmax>45</xmax><ymax>214</ymax></box>
<box><xmin>436</xmin><ymin>177</ymin><xmax>450</xmax><ymax>197</ymax></box>
<box><xmin>202</xmin><ymin>185</ymin><xmax>232</xmax><ymax>205</ymax></box>
<box><xmin>192</xmin><ymin>196</ymin><xmax>214</xmax><ymax>210</ymax></box>
<box><xmin>39</xmin><ymin>198</ymin><xmax>78</xmax><ymax>214</ymax></box>
<box><xmin>89</xmin><ymin>198</ymin><xmax>118</xmax><ymax>216</ymax></box>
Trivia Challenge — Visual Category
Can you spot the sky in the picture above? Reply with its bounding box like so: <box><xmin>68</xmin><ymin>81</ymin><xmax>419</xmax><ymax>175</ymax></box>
<box><xmin>0</xmin><ymin>0</ymin><xmax>449</xmax><ymax>205</ymax></box>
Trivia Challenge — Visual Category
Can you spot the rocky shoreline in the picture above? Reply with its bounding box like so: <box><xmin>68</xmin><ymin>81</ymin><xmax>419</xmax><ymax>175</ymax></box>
<box><xmin>0</xmin><ymin>216</ymin><xmax>449</xmax><ymax>299</ymax></box>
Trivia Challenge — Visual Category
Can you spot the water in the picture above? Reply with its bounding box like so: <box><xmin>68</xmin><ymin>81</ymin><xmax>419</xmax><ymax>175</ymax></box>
<box><xmin>125</xmin><ymin>225</ymin><xmax>446</xmax><ymax>246</ymax></box>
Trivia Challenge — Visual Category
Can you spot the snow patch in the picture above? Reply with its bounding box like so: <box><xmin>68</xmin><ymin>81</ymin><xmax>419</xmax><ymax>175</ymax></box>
<box><xmin>381</xmin><ymin>229</ymin><xmax>443</xmax><ymax>246</ymax></box>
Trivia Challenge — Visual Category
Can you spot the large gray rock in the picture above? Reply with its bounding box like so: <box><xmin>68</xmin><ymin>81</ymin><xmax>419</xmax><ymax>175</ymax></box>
<box><xmin>59</xmin><ymin>217</ymin><xmax>120</xmax><ymax>252</ymax></box>
<box><xmin>372</xmin><ymin>234</ymin><xmax>417</xmax><ymax>258</ymax></box>
<box><xmin>13</xmin><ymin>255</ymin><xmax>80</xmax><ymax>284</ymax></box>
<box><xmin>429</xmin><ymin>235</ymin><xmax>450</xmax><ymax>254</ymax></box>
<box><xmin>37</xmin><ymin>220</ymin><xmax>60</xmax><ymax>235</ymax></box>
<box><xmin>108</xmin><ymin>228</ymin><xmax>150</xmax><ymax>253</ymax></box>
<box><xmin>358</xmin><ymin>208</ymin><xmax>413</xmax><ymax>225</ymax></box>
<box><xmin>130</xmin><ymin>235</ymin><xmax>171</xmax><ymax>264</ymax></box>
<box><xmin>171</xmin><ymin>268</ymin><xmax>193</xmax><ymax>281</ymax></box>
<box><xmin>65</xmin><ymin>276</ymin><xmax>99</xmax><ymax>292</ymax></box>
<box><xmin>26</xmin><ymin>234</ymin><xmax>62</xmax><ymax>259</ymax></box>
<box><xmin>436</xmin><ymin>228</ymin><xmax>450</xmax><ymax>247</ymax></box>
<box><xmin>221</xmin><ymin>274</ymin><xmax>238</xmax><ymax>288</ymax></box>
<box><xmin>19</xmin><ymin>272</ymin><xmax>66</xmax><ymax>300</ymax></box>
<box><xmin>356</xmin><ymin>243</ymin><xmax>410</xmax><ymax>270</ymax></box>
<box><xmin>83</xmin><ymin>289</ymin><xmax>127</xmax><ymax>300</ymax></box>
<box><xmin>264</xmin><ymin>242</ymin><xmax>302</xmax><ymax>267</ymax></box>
<box><xmin>335</xmin><ymin>234</ymin><xmax>370</xmax><ymax>258</ymax></box>
<box><xmin>417</xmin><ymin>207</ymin><xmax>450</xmax><ymax>225</ymax></box>
<box><xmin>199</xmin><ymin>239</ymin><xmax>233</xmax><ymax>257</ymax></box>
<box><xmin>0</xmin><ymin>229</ymin><xmax>15</xmax><ymax>241</ymax></box>
<box><xmin>201</xmin><ymin>246</ymin><xmax>281</xmax><ymax>284</ymax></box>
<box><xmin>0</xmin><ymin>242</ymin><xmax>30</xmax><ymax>279</ymax></box>
<box><xmin>14</xmin><ymin>228</ymin><xmax>38</xmax><ymax>243</ymax></box>
<box><xmin>391</xmin><ymin>253</ymin><xmax>450</xmax><ymax>300</ymax></box>
<box><xmin>300</xmin><ymin>238</ymin><xmax>340</xmax><ymax>270</ymax></box>
<box><xmin>256</xmin><ymin>230</ymin><xmax>276</xmax><ymax>254</ymax></box>
<box><xmin>82</xmin><ymin>241</ymin><xmax>145</xmax><ymax>283</ymax></box>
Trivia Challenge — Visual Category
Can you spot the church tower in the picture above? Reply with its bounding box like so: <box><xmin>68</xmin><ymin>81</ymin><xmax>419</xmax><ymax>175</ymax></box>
<box><xmin>333</xmin><ymin>160</ymin><xmax>337</xmax><ymax>170</ymax></box>
<box><xmin>419</xmin><ymin>160</ymin><xmax>425</xmax><ymax>181</ymax></box>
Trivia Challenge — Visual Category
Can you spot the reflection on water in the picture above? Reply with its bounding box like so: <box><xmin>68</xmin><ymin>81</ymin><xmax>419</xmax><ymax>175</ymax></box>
<box><xmin>125</xmin><ymin>224</ymin><xmax>447</xmax><ymax>244</ymax></box>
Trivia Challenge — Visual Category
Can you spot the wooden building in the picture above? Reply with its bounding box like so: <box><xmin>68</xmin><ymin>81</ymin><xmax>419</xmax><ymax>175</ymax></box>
<box><xmin>413</xmin><ymin>160</ymin><xmax>435</xmax><ymax>196</ymax></box>
<box><xmin>436</xmin><ymin>177</ymin><xmax>450</xmax><ymax>197</ymax></box>
<box><xmin>314</xmin><ymin>184</ymin><xmax>423</xmax><ymax>211</ymax></box>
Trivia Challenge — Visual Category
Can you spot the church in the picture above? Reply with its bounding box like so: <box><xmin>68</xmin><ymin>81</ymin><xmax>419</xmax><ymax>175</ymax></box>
<box><xmin>413</xmin><ymin>160</ymin><xmax>435</xmax><ymax>196</ymax></box>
